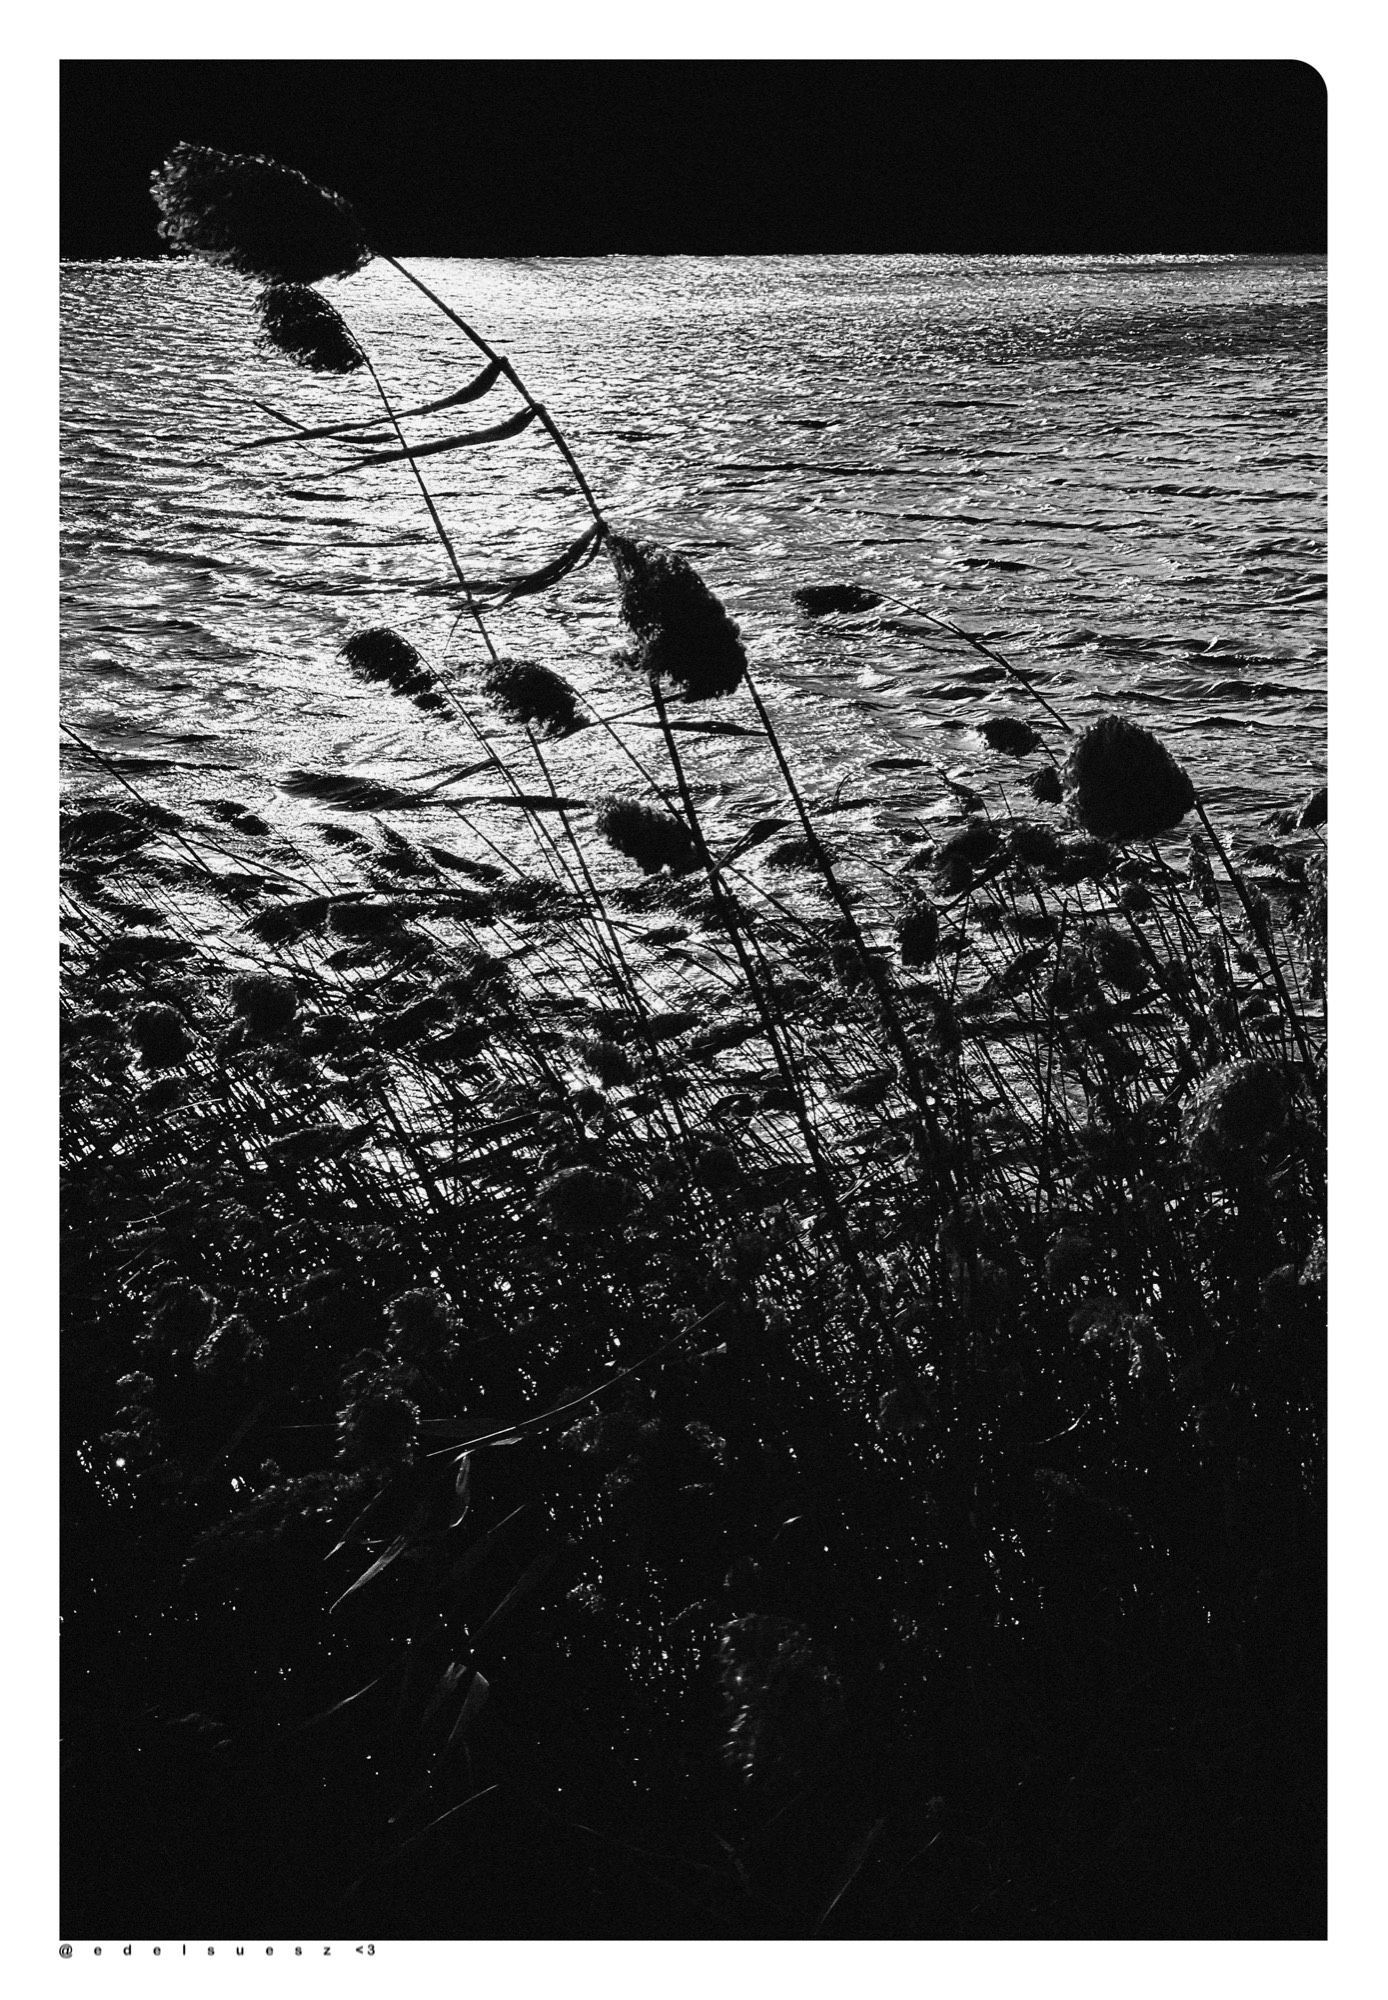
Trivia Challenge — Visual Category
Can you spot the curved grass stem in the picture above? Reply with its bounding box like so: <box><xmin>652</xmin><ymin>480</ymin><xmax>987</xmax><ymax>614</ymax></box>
<box><xmin>1194</xmin><ymin>797</ymin><xmax>1318</xmax><ymax>1080</ymax></box>
<box><xmin>378</xmin><ymin>252</ymin><xmax>607</xmax><ymax>531</ymax></box>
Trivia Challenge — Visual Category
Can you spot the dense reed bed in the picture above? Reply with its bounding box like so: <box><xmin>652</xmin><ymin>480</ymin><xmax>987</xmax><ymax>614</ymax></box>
<box><xmin>60</xmin><ymin>148</ymin><xmax>1327</xmax><ymax>1941</ymax></box>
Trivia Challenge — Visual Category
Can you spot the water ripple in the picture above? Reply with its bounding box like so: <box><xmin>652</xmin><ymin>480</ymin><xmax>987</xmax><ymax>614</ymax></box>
<box><xmin>61</xmin><ymin>253</ymin><xmax>1325</xmax><ymax>833</ymax></box>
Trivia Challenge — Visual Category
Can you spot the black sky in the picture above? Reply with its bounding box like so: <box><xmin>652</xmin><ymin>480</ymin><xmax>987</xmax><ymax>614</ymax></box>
<box><xmin>60</xmin><ymin>60</ymin><xmax>1326</xmax><ymax>259</ymax></box>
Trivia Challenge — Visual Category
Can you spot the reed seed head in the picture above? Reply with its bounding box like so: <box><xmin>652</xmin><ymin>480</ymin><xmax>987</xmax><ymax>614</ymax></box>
<box><xmin>1045</xmin><ymin>1231</ymin><xmax>1095</xmax><ymax>1289</ymax></box>
<box><xmin>596</xmin><ymin>794</ymin><xmax>699</xmax><ymax>875</ymax></box>
<box><xmin>1049</xmin><ymin>836</ymin><xmax>1115</xmax><ymax>887</ymax></box>
<box><xmin>578</xmin><ymin>1037</ymin><xmax>638</xmax><ymax>1089</ymax></box>
<box><xmin>792</xmin><ymin>583</ymin><xmax>883</xmax><ymax>616</ymax></box>
<box><xmin>718</xmin><ymin>1615</ymin><xmax>838</xmax><ymax>1783</ymax></box>
<box><xmin>337</xmin><ymin>1386</ymin><xmax>421</xmax><ymax>1466</ymax></box>
<box><xmin>608</xmin><ymin>534</ymin><xmax>747</xmax><ymax>701</ymax></box>
<box><xmin>940</xmin><ymin>821</ymin><xmax>1001</xmax><ymax>869</ymax></box>
<box><xmin>1082</xmin><ymin>923</ymin><xmax>1148</xmax><ymax>994</ymax></box>
<box><xmin>146</xmin><ymin>1279</ymin><xmax>217</xmax><ymax>1358</ymax></box>
<box><xmin>897</xmin><ymin>898</ymin><xmax>941</xmax><ymax>967</ymax></box>
<box><xmin>253</xmin><ymin>283</ymin><xmax>364</xmax><ymax>373</ymax></box>
<box><xmin>694</xmin><ymin>1144</ymin><xmax>743</xmax><ymax>1192</ymax></box>
<box><xmin>1244</xmin><ymin>884</ymin><xmax>1275</xmax><ymax>954</ymax></box>
<box><xmin>933</xmin><ymin>821</ymin><xmax>999</xmax><ymax>896</ymax></box>
<box><xmin>643</xmin><ymin>1008</ymin><xmax>702</xmax><ymax>1041</ymax></box>
<box><xmin>538</xmin><ymin>1165</ymin><xmax>638</xmax><ymax>1234</ymax></box>
<box><xmin>1182</xmin><ymin>1058</ymin><xmax>1289</xmax><ymax>1168</ymax></box>
<box><xmin>1062</xmin><ymin>715</ymin><xmax>1196</xmax><ymax>842</ymax></box>
<box><xmin>1007</xmin><ymin>821</ymin><xmax>1067</xmax><ymax>871</ymax></box>
<box><xmin>483</xmin><ymin>657</ymin><xmax>582</xmax><ymax>736</ymax></box>
<box><xmin>1074</xmin><ymin>1303</ymin><xmax>1159</xmax><ymax>1389</ymax></box>
<box><xmin>193</xmin><ymin>1313</ymin><xmax>259</xmax><ymax>1378</ymax></box>
<box><xmin>919</xmin><ymin>986</ymin><xmax>962</xmax><ymax>1052</ymax></box>
<box><xmin>1302</xmin><ymin>1234</ymin><xmax>1326</xmax><ymax>1289</ymax></box>
<box><xmin>64</xmin><ymin>1008</ymin><xmax>122</xmax><ymax>1049</ymax></box>
<box><xmin>978</xmin><ymin>715</ymin><xmax>1042</xmax><ymax>757</ymax></box>
<box><xmin>933</xmin><ymin>850</ymin><xmax>974</xmax><ymax>896</ymax></box>
<box><xmin>1296</xmin><ymin>783</ymin><xmax>1328</xmax><ymax>830</ymax></box>
<box><xmin>764</xmin><ymin>837</ymin><xmax>818</xmax><ymax>874</ymax></box>
<box><xmin>563</xmin><ymin>1411</ymin><xmax>654</xmax><ymax>1465</ymax></box>
<box><xmin>248</xmin><ymin>897</ymin><xmax>332</xmax><ymax>946</ymax></box>
<box><xmin>1186</xmin><ymin>835</ymin><xmax>1221</xmax><ymax>913</ymax></box>
<box><xmin>130</xmin><ymin>1002</ymin><xmax>192</xmax><ymax>1069</ymax></box>
<box><xmin>878</xmin><ymin>1379</ymin><xmax>936</xmax><ymax>1433</ymax></box>
<box><xmin>230</xmin><ymin>972</ymin><xmax>298</xmax><ymax>1037</ymax></box>
<box><xmin>385</xmin><ymin>1288</ymin><xmax>455</xmax><ymax>1352</ymax></box>
<box><xmin>339</xmin><ymin>627</ymin><xmax>445</xmax><ymax>712</ymax></box>
<box><xmin>1048</xmin><ymin>948</ymin><xmax>1103</xmax><ymax>1014</ymax></box>
<box><xmin>151</xmin><ymin>143</ymin><xmax>370</xmax><ymax>284</ymax></box>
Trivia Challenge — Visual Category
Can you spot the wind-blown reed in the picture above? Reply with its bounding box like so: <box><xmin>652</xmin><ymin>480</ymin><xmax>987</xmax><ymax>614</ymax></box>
<box><xmin>253</xmin><ymin>282</ymin><xmax>365</xmax><ymax>373</ymax></box>
<box><xmin>1063</xmin><ymin>713</ymin><xmax>1197</xmax><ymax>841</ymax></box>
<box><xmin>482</xmin><ymin>658</ymin><xmax>584</xmax><ymax>737</ymax></box>
<box><xmin>150</xmin><ymin>142</ymin><xmax>371</xmax><ymax>284</ymax></box>
<box><xmin>59</xmin><ymin>142</ymin><xmax>1327</xmax><ymax>1945</ymax></box>
<box><xmin>595</xmin><ymin>794</ymin><xmax>700</xmax><ymax>874</ymax></box>
<box><xmin>339</xmin><ymin>626</ymin><xmax>447</xmax><ymax>712</ymax></box>
<box><xmin>609</xmin><ymin>533</ymin><xmax>748</xmax><ymax>701</ymax></box>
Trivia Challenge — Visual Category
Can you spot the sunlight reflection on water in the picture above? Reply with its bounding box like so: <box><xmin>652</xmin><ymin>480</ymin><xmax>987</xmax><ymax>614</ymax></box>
<box><xmin>61</xmin><ymin>253</ymin><xmax>1324</xmax><ymax>845</ymax></box>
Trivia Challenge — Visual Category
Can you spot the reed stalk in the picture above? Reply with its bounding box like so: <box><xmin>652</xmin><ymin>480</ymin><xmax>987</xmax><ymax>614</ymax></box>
<box><xmin>60</xmin><ymin>146</ymin><xmax>1327</xmax><ymax>1940</ymax></box>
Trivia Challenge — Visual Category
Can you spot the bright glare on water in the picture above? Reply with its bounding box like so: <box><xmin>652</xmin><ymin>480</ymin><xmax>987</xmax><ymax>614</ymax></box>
<box><xmin>60</xmin><ymin>254</ymin><xmax>1325</xmax><ymax>847</ymax></box>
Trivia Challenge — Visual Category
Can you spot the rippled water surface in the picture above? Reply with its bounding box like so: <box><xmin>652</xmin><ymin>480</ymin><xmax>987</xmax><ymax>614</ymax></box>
<box><xmin>61</xmin><ymin>254</ymin><xmax>1325</xmax><ymax>845</ymax></box>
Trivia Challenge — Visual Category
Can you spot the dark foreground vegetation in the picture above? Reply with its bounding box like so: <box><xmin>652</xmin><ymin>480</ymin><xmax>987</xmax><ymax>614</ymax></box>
<box><xmin>61</xmin><ymin>147</ymin><xmax>1327</xmax><ymax>1940</ymax></box>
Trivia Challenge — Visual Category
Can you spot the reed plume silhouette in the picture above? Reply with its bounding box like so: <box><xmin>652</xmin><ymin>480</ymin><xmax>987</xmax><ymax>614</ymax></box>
<box><xmin>60</xmin><ymin>141</ymin><xmax>1327</xmax><ymax>1943</ymax></box>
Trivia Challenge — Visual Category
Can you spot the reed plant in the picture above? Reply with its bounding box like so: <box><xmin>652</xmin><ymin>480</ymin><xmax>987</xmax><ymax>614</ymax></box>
<box><xmin>59</xmin><ymin>145</ymin><xmax>1326</xmax><ymax>1941</ymax></box>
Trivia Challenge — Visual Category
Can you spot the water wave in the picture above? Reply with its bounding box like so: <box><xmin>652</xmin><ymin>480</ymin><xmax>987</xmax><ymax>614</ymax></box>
<box><xmin>61</xmin><ymin>253</ymin><xmax>1325</xmax><ymax>833</ymax></box>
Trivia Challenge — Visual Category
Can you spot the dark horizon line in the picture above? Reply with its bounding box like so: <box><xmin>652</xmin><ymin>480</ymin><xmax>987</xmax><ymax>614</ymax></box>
<box><xmin>61</xmin><ymin>61</ymin><xmax>1326</xmax><ymax>266</ymax></box>
<box><xmin>62</xmin><ymin>245</ymin><xmax>1329</xmax><ymax>263</ymax></box>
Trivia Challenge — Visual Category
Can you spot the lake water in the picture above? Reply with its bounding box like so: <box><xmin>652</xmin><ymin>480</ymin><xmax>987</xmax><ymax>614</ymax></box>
<box><xmin>60</xmin><ymin>254</ymin><xmax>1326</xmax><ymax>853</ymax></box>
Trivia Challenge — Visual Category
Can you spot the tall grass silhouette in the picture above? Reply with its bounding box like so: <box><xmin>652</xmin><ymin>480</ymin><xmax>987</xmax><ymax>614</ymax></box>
<box><xmin>60</xmin><ymin>144</ymin><xmax>1327</xmax><ymax>1942</ymax></box>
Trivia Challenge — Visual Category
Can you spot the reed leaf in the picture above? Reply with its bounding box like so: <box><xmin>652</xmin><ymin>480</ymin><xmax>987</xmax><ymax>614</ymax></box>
<box><xmin>277</xmin><ymin>771</ymin><xmax>428</xmax><ymax>810</ymax></box>
<box><xmin>485</xmin><ymin>521</ymin><xmax>604</xmax><ymax>605</ymax></box>
<box><xmin>240</xmin><ymin>413</ymin><xmax>386</xmax><ymax>448</ymax></box>
<box><xmin>640</xmin><ymin>717</ymin><xmax>764</xmax><ymax>739</ymax></box>
<box><xmin>815</xmin><ymin>1818</ymin><xmax>888</xmax><ymax>1934</ymax></box>
<box><xmin>430</xmin><ymin>792</ymin><xmax>584</xmax><ymax>813</ymax></box>
<box><xmin>466</xmin><ymin>1552</ymin><xmax>560</xmax><ymax>1652</ymax></box>
<box><xmin>424</xmin><ymin>845</ymin><xmax>506</xmax><ymax>880</ymax></box>
<box><xmin>342</xmin><ymin>405</ymin><xmax>538</xmax><ymax>469</ymax></box>
<box><xmin>720</xmin><ymin>817</ymin><xmax>793</xmax><ymax>864</ymax></box>
<box><xmin>236</xmin><ymin>360</ymin><xmax>506</xmax><ymax>450</ymax></box>
<box><xmin>328</xmin><ymin>1531</ymin><xmax>412</xmax><ymax>1615</ymax></box>
<box><xmin>443</xmin><ymin>1669</ymin><xmax>491</xmax><ymax>1751</ymax></box>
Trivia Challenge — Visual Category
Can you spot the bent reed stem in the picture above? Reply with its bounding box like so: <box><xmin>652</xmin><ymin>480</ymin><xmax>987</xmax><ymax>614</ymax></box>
<box><xmin>378</xmin><ymin>252</ymin><xmax>607</xmax><ymax>532</ymax></box>
<box><xmin>1194</xmin><ymin>796</ymin><xmax>1319</xmax><ymax>1081</ymax></box>
<box><xmin>646</xmin><ymin>676</ymin><xmax>901</xmax><ymax>1365</ymax></box>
